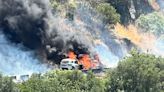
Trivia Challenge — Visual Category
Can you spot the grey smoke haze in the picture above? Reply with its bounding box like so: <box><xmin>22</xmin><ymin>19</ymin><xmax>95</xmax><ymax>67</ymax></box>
<box><xmin>157</xmin><ymin>0</ymin><xmax>164</xmax><ymax>10</ymax></box>
<box><xmin>0</xmin><ymin>31</ymin><xmax>49</xmax><ymax>75</ymax></box>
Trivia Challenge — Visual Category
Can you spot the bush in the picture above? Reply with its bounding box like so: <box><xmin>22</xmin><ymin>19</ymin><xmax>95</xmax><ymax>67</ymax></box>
<box><xmin>96</xmin><ymin>3</ymin><xmax>120</xmax><ymax>24</ymax></box>
<box><xmin>136</xmin><ymin>12</ymin><xmax>164</xmax><ymax>36</ymax></box>
<box><xmin>0</xmin><ymin>74</ymin><xmax>17</xmax><ymax>92</ymax></box>
<box><xmin>18</xmin><ymin>70</ymin><xmax>107</xmax><ymax>92</ymax></box>
<box><xmin>50</xmin><ymin>0</ymin><xmax>76</xmax><ymax>20</ymax></box>
<box><xmin>108</xmin><ymin>50</ymin><xmax>164</xmax><ymax>92</ymax></box>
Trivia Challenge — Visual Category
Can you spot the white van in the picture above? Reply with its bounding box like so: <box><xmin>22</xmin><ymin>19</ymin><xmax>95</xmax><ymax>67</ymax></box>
<box><xmin>60</xmin><ymin>58</ymin><xmax>79</xmax><ymax>70</ymax></box>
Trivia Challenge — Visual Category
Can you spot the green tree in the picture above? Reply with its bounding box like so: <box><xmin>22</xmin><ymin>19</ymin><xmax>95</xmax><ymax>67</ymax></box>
<box><xmin>85</xmin><ymin>0</ymin><xmax>107</xmax><ymax>8</ymax></box>
<box><xmin>136</xmin><ymin>12</ymin><xmax>164</xmax><ymax>36</ymax></box>
<box><xmin>18</xmin><ymin>70</ymin><xmax>107</xmax><ymax>92</ymax></box>
<box><xmin>108</xmin><ymin>50</ymin><xmax>164</xmax><ymax>92</ymax></box>
<box><xmin>0</xmin><ymin>74</ymin><xmax>17</xmax><ymax>92</ymax></box>
<box><xmin>96</xmin><ymin>3</ymin><xmax>120</xmax><ymax>24</ymax></box>
<box><xmin>50</xmin><ymin>0</ymin><xmax>76</xmax><ymax>20</ymax></box>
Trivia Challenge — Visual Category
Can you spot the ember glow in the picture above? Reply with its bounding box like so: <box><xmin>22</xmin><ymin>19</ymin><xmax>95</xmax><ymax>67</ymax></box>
<box><xmin>79</xmin><ymin>54</ymin><xmax>92</xmax><ymax>70</ymax></box>
<box><xmin>68</xmin><ymin>51</ymin><xmax>77</xmax><ymax>59</ymax></box>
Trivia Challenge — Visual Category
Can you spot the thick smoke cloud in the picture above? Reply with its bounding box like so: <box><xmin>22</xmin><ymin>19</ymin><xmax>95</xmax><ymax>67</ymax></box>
<box><xmin>0</xmin><ymin>0</ymin><xmax>49</xmax><ymax>49</ymax></box>
<box><xmin>0</xmin><ymin>0</ymin><xmax>104</xmax><ymax>65</ymax></box>
<box><xmin>0</xmin><ymin>0</ymin><xmax>142</xmax><ymax>68</ymax></box>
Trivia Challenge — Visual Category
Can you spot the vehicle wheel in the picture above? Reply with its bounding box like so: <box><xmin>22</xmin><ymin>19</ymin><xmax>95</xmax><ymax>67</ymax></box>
<box><xmin>79</xmin><ymin>65</ymin><xmax>83</xmax><ymax>70</ymax></box>
<box><xmin>62</xmin><ymin>68</ymin><xmax>68</xmax><ymax>70</ymax></box>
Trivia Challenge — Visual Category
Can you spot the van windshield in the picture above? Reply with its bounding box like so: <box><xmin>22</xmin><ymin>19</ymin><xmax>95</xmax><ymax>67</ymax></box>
<box><xmin>62</xmin><ymin>61</ymin><xmax>69</xmax><ymax>63</ymax></box>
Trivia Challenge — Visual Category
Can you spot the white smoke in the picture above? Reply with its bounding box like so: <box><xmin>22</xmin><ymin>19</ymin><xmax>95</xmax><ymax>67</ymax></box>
<box><xmin>155</xmin><ymin>37</ymin><xmax>164</xmax><ymax>56</ymax></box>
<box><xmin>0</xmin><ymin>31</ymin><xmax>49</xmax><ymax>76</ymax></box>
<box><xmin>157</xmin><ymin>0</ymin><xmax>164</xmax><ymax>10</ymax></box>
<box><xmin>95</xmin><ymin>43</ymin><xmax>119</xmax><ymax>68</ymax></box>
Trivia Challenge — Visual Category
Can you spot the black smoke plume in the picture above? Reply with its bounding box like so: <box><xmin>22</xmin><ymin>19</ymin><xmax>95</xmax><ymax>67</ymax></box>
<box><xmin>0</xmin><ymin>0</ymin><xmax>93</xmax><ymax>64</ymax></box>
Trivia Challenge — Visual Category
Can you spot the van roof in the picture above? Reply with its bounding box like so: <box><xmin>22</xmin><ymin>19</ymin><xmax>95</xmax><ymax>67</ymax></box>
<box><xmin>61</xmin><ymin>58</ymin><xmax>77</xmax><ymax>62</ymax></box>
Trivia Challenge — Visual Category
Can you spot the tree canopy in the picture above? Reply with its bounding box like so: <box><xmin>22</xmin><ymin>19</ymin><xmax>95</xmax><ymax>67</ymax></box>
<box><xmin>136</xmin><ymin>12</ymin><xmax>164</xmax><ymax>36</ymax></box>
<box><xmin>96</xmin><ymin>3</ymin><xmax>120</xmax><ymax>24</ymax></box>
<box><xmin>108</xmin><ymin>50</ymin><xmax>164</xmax><ymax>92</ymax></box>
<box><xmin>18</xmin><ymin>70</ymin><xmax>107</xmax><ymax>92</ymax></box>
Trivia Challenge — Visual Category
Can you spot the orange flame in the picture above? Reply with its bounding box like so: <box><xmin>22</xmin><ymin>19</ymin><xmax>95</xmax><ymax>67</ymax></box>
<box><xmin>114</xmin><ymin>23</ymin><xmax>156</xmax><ymax>52</ymax></box>
<box><xmin>114</xmin><ymin>23</ymin><xmax>142</xmax><ymax>45</ymax></box>
<box><xmin>79</xmin><ymin>54</ymin><xmax>92</xmax><ymax>70</ymax></box>
<box><xmin>68</xmin><ymin>51</ymin><xmax>77</xmax><ymax>59</ymax></box>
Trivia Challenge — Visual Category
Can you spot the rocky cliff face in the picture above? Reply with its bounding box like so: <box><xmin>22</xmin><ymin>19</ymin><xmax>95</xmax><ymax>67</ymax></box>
<box><xmin>108</xmin><ymin>0</ymin><xmax>154</xmax><ymax>24</ymax></box>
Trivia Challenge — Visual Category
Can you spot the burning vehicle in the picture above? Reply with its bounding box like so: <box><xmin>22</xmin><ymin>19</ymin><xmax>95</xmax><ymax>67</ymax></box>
<box><xmin>60</xmin><ymin>51</ymin><xmax>103</xmax><ymax>70</ymax></box>
<box><xmin>60</xmin><ymin>58</ymin><xmax>79</xmax><ymax>70</ymax></box>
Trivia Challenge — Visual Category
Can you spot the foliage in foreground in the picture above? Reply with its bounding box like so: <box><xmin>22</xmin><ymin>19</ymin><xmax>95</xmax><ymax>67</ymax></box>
<box><xmin>0</xmin><ymin>74</ymin><xmax>18</xmax><ymax>92</ymax></box>
<box><xmin>108</xmin><ymin>50</ymin><xmax>164</xmax><ymax>92</ymax></box>
<box><xmin>18</xmin><ymin>70</ymin><xmax>107</xmax><ymax>92</ymax></box>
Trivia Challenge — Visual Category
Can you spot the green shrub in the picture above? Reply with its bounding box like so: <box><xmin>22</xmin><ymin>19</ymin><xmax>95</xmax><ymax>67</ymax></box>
<box><xmin>18</xmin><ymin>70</ymin><xmax>107</xmax><ymax>92</ymax></box>
<box><xmin>0</xmin><ymin>74</ymin><xmax>17</xmax><ymax>92</ymax></box>
<box><xmin>108</xmin><ymin>50</ymin><xmax>164</xmax><ymax>92</ymax></box>
<box><xmin>96</xmin><ymin>3</ymin><xmax>120</xmax><ymax>24</ymax></box>
<box><xmin>136</xmin><ymin>12</ymin><xmax>164</xmax><ymax>36</ymax></box>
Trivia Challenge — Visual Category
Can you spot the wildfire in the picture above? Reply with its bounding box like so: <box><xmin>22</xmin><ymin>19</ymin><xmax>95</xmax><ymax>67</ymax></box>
<box><xmin>114</xmin><ymin>23</ymin><xmax>142</xmax><ymax>45</ymax></box>
<box><xmin>67</xmin><ymin>50</ymin><xmax>101</xmax><ymax>70</ymax></box>
<box><xmin>68</xmin><ymin>51</ymin><xmax>77</xmax><ymax>59</ymax></box>
<box><xmin>114</xmin><ymin>23</ymin><xmax>156</xmax><ymax>52</ymax></box>
<box><xmin>79</xmin><ymin>54</ymin><xmax>92</xmax><ymax>70</ymax></box>
<box><xmin>67</xmin><ymin>51</ymin><xmax>92</xmax><ymax>70</ymax></box>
